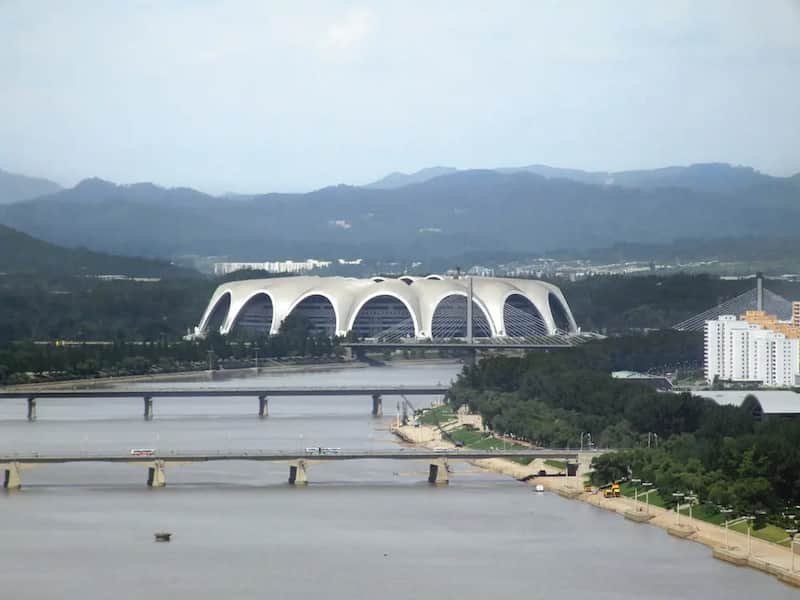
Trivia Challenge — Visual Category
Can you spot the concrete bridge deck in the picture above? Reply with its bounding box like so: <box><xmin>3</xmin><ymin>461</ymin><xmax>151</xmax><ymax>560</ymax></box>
<box><xmin>0</xmin><ymin>386</ymin><xmax>449</xmax><ymax>399</ymax></box>
<box><xmin>0</xmin><ymin>448</ymin><xmax>577</xmax><ymax>463</ymax></box>
<box><xmin>1</xmin><ymin>448</ymin><xmax>579</xmax><ymax>489</ymax></box>
<box><xmin>0</xmin><ymin>386</ymin><xmax>449</xmax><ymax>420</ymax></box>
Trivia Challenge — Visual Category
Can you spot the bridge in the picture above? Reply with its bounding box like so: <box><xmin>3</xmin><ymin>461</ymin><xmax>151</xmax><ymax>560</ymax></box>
<box><xmin>0</xmin><ymin>385</ymin><xmax>449</xmax><ymax>421</ymax></box>
<box><xmin>343</xmin><ymin>333</ymin><xmax>601</xmax><ymax>352</ymax></box>
<box><xmin>0</xmin><ymin>448</ymin><xmax>579</xmax><ymax>488</ymax></box>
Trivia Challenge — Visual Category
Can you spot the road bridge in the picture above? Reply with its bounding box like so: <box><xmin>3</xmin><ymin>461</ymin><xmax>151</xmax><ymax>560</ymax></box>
<box><xmin>0</xmin><ymin>448</ymin><xmax>579</xmax><ymax>488</ymax></box>
<box><xmin>0</xmin><ymin>386</ymin><xmax>449</xmax><ymax>421</ymax></box>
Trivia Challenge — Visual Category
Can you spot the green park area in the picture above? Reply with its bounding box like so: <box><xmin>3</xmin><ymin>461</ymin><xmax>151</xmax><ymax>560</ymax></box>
<box><xmin>618</xmin><ymin>482</ymin><xmax>792</xmax><ymax>546</ymax></box>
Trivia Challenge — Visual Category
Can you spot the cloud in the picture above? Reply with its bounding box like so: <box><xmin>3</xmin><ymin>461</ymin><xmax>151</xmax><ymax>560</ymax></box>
<box><xmin>320</xmin><ymin>7</ymin><xmax>376</xmax><ymax>56</ymax></box>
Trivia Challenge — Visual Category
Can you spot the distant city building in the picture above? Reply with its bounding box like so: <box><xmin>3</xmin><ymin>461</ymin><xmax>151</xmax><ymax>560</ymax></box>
<box><xmin>213</xmin><ymin>259</ymin><xmax>331</xmax><ymax>276</ymax></box>
<box><xmin>705</xmin><ymin>313</ymin><xmax>800</xmax><ymax>387</ymax></box>
<box><xmin>793</xmin><ymin>301</ymin><xmax>800</xmax><ymax>327</ymax></box>
<box><xmin>611</xmin><ymin>371</ymin><xmax>673</xmax><ymax>391</ymax></box>
<box><xmin>467</xmin><ymin>265</ymin><xmax>495</xmax><ymax>277</ymax></box>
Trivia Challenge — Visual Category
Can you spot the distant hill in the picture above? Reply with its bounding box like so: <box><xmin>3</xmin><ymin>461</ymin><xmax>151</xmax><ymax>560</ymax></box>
<box><xmin>0</xmin><ymin>168</ymin><xmax>62</xmax><ymax>204</ymax></box>
<box><xmin>0</xmin><ymin>223</ymin><xmax>196</xmax><ymax>277</ymax></box>
<box><xmin>1</xmin><ymin>166</ymin><xmax>799</xmax><ymax>263</ymax></box>
<box><xmin>368</xmin><ymin>162</ymin><xmax>791</xmax><ymax>194</ymax></box>
<box><xmin>364</xmin><ymin>166</ymin><xmax>458</xmax><ymax>189</ymax></box>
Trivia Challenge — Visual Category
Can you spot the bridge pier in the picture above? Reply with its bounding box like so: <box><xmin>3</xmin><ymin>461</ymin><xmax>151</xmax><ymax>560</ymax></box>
<box><xmin>288</xmin><ymin>460</ymin><xmax>308</xmax><ymax>485</ymax></box>
<box><xmin>428</xmin><ymin>459</ymin><xmax>449</xmax><ymax>485</ymax></box>
<box><xmin>371</xmin><ymin>394</ymin><xmax>383</xmax><ymax>417</ymax></box>
<box><xmin>3</xmin><ymin>463</ymin><xmax>21</xmax><ymax>489</ymax></box>
<box><xmin>147</xmin><ymin>460</ymin><xmax>166</xmax><ymax>487</ymax></box>
<box><xmin>143</xmin><ymin>396</ymin><xmax>153</xmax><ymax>421</ymax></box>
<box><xmin>258</xmin><ymin>395</ymin><xmax>269</xmax><ymax>418</ymax></box>
<box><xmin>27</xmin><ymin>397</ymin><xmax>37</xmax><ymax>421</ymax></box>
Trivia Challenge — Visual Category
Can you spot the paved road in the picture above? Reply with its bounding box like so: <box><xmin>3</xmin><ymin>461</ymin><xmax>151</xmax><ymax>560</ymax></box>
<box><xmin>0</xmin><ymin>448</ymin><xmax>578</xmax><ymax>463</ymax></box>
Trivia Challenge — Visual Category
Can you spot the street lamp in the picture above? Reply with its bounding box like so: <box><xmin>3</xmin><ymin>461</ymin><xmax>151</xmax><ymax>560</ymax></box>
<box><xmin>631</xmin><ymin>478</ymin><xmax>642</xmax><ymax>510</ymax></box>
<box><xmin>686</xmin><ymin>494</ymin><xmax>697</xmax><ymax>521</ymax></box>
<box><xmin>720</xmin><ymin>507</ymin><xmax>734</xmax><ymax>548</ymax></box>
<box><xmin>786</xmin><ymin>529</ymin><xmax>799</xmax><ymax>572</ymax></box>
<box><xmin>642</xmin><ymin>482</ymin><xmax>653</xmax><ymax>514</ymax></box>
<box><xmin>673</xmin><ymin>492</ymin><xmax>685</xmax><ymax>525</ymax></box>
<box><xmin>745</xmin><ymin>515</ymin><xmax>756</xmax><ymax>556</ymax></box>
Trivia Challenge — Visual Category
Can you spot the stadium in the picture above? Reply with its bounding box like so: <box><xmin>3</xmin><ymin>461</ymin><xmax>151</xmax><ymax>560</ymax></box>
<box><xmin>192</xmin><ymin>275</ymin><xmax>578</xmax><ymax>341</ymax></box>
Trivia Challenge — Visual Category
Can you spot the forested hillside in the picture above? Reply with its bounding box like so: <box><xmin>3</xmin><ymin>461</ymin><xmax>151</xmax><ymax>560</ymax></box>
<box><xmin>0</xmin><ymin>223</ymin><xmax>194</xmax><ymax>277</ymax></box>
<box><xmin>1</xmin><ymin>165</ymin><xmax>798</xmax><ymax>262</ymax></box>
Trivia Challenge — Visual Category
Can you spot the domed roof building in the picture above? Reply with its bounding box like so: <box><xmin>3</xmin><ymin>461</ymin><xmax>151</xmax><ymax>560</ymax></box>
<box><xmin>192</xmin><ymin>275</ymin><xmax>577</xmax><ymax>340</ymax></box>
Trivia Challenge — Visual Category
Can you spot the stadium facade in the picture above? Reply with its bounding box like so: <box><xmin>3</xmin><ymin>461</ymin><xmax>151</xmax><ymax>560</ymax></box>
<box><xmin>192</xmin><ymin>275</ymin><xmax>578</xmax><ymax>340</ymax></box>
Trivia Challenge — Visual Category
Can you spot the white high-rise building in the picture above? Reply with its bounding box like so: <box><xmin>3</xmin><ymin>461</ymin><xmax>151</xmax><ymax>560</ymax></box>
<box><xmin>705</xmin><ymin>315</ymin><xmax>800</xmax><ymax>387</ymax></box>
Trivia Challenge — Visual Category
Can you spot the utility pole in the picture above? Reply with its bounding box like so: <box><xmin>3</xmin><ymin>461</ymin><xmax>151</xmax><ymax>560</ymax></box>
<box><xmin>466</xmin><ymin>276</ymin><xmax>474</xmax><ymax>344</ymax></box>
<box><xmin>756</xmin><ymin>272</ymin><xmax>764</xmax><ymax>311</ymax></box>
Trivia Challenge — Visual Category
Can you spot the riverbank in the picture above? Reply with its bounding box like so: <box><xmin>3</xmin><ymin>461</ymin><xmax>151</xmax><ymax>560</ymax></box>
<box><xmin>392</xmin><ymin>420</ymin><xmax>800</xmax><ymax>589</ymax></box>
<box><xmin>0</xmin><ymin>360</ymin><xmax>368</xmax><ymax>390</ymax></box>
<box><xmin>1</xmin><ymin>356</ymin><xmax>463</xmax><ymax>391</ymax></box>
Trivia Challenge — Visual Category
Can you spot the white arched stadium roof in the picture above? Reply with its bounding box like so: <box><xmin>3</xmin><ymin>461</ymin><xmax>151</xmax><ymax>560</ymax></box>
<box><xmin>194</xmin><ymin>275</ymin><xmax>578</xmax><ymax>339</ymax></box>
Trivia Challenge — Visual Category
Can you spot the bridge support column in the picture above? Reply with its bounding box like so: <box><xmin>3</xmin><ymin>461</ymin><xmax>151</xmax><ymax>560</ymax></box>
<box><xmin>143</xmin><ymin>396</ymin><xmax>153</xmax><ymax>421</ymax></box>
<box><xmin>3</xmin><ymin>463</ymin><xmax>21</xmax><ymax>489</ymax></box>
<box><xmin>371</xmin><ymin>394</ymin><xmax>383</xmax><ymax>417</ymax></box>
<box><xmin>258</xmin><ymin>395</ymin><xmax>269</xmax><ymax>418</ymax></box>
<box><xmin>27</xmin><ymin>397</ymin><xmax>37</xmax><ymax>421</ymax></box>
<box><xmin>147</xmin><ymin>460</ymin><xmax>166</xmax><ymax>487</ymax></box>
<box><xmin>428</xmin><ymin>459</ymin><xmax>449</xmax><ymax>485</ymax></box>
<box><xmin>288</xmin><ymin>460</ymin><xmax>308</xmax><ymax>486</ymax></box>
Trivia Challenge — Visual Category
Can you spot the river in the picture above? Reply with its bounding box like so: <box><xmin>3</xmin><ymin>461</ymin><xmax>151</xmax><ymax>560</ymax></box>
<box><xmin>0</xmin><ymin>362</ymin><xmax>795</xmax><ymax>599</ymax></box>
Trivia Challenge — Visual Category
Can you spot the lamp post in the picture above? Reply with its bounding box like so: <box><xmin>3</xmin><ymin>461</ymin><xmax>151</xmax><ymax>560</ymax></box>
<box><xmin>642</xmin><ymin>482</ymin><xmax>652</xmax><ymax>514</ymax></box>
<box><xmin>720</xmin><ymin>507</ymin><xmax>733</xmax><ymax>548</ymax></box>
<box><xmin>746</xmin><ymin>515</ymin><xmax>756</xmax><ymax>556</ymax></box>
<box><xmin>673</xmin><ymin>492</ymin><xmax>685</xmax><ymax>525</ymax></box>
<box><xmin>786</xmin><ymin>529</ymin><xmax>799</xmax><ymax>572</ymax></box>
<box><xmin>631</xmin><ymin>478</ymin><xmax>641</xmax><ymax>510</ymax></box>
<box><xmin>686</xmin><ymin>493</ymin><xmax>697</xmax><ymax>521</ymax></box>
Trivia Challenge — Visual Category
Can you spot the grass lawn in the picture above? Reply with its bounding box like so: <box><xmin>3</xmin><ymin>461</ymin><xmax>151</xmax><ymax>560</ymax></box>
<box><xmin>448</xmin><ymin>427</ymin><xmax>486</xmax><ymax>446</ymax></box>
<box><xmin>544</xmin><ymin>459</ymin><xmax>566</xmax><ymax>470</ymax></box>
<box><xmin>418</xmin><ymin>405</ymin><xmax>456</xmax><ymax>425</ymax></box>
<box><xmin>679</xmin><ymin>504</ymin><xmax>726</xmax><ymax>526</ymax></box>
<box><xmin>447</xmin><ymin>427</ymin><xmax>532</xmax><ymax>464</ymax></box>
<box><xmin>729</xmin><ymin>521</ymin><xmax>792</xmax><ymax>546</ymax></box>
<box><xmin>618</xmin><ymin>482</ymin><xmax>668</xmax><ymax>508</ymax></box>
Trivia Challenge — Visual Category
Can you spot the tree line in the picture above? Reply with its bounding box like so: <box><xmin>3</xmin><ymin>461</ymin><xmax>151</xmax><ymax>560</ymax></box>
<box><xmin>447</xmin><ymin>332</ymin><xmax>800</xmax><ymax>516</ymax></box>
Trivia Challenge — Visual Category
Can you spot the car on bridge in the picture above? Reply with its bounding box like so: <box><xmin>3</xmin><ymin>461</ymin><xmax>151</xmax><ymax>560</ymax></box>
<box><xmin>129</xmin><ymin>449</ymin><xmax>155</xmax><ymax>457</ymax></box>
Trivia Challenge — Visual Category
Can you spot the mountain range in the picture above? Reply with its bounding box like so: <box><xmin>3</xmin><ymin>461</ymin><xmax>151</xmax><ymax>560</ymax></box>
<box><xmin>0</xmin><ymin>168</ymin><xmax>62</xmax><ymax>204</ymax></box>
<box><xmin>0</xmin><ymin>163</ymin><xmax>797</xmax><ymax>262</ymax></box>
<box><xmin>365</xmin><ymin>162</ymin><xmax>789</xmax><ymax>193</ymax></box>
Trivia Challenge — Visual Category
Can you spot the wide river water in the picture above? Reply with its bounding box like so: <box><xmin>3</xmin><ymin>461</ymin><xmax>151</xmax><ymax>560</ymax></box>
<box><xmin>0</xmin><ymin>362</ymin><xmax>795</xmax><ymax>599</ymax></box>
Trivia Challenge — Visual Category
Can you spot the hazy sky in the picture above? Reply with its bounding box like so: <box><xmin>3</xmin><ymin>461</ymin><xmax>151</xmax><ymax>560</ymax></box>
<box><xmin>2</xmin><ymin>1</ymin><xmax>799</xmax><ymax>193</ymax></box>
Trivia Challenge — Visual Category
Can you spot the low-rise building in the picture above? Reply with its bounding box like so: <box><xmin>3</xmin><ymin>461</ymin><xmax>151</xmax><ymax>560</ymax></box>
<box><xmin>213</xmin><ymin>259</ymin><xmax>331</xmax><ymax>276</ymax></box>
